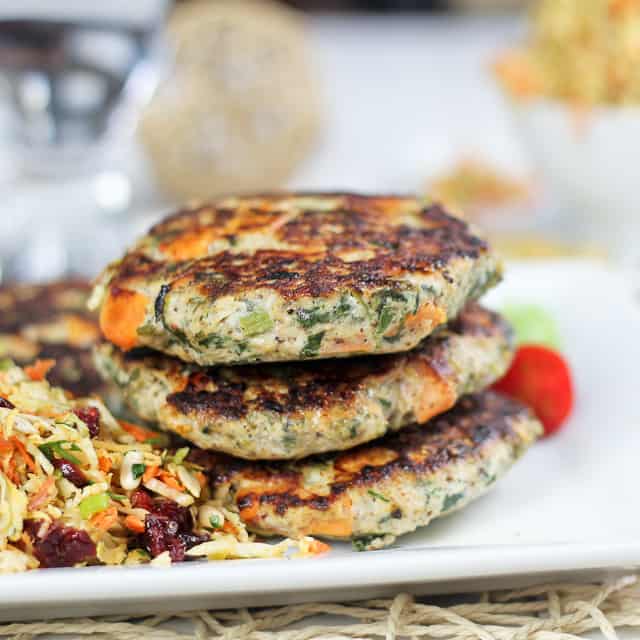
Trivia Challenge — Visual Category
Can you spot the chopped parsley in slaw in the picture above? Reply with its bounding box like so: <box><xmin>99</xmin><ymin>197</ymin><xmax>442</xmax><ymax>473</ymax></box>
<box><xmin>0</xmin><ymin>361</ymin><xmax>328</xmax><ymax>573</ymax></box>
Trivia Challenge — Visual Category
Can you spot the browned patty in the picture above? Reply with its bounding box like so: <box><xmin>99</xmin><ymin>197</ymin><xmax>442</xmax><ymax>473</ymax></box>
<box><xmin>136</xmin><ymin>196</ymin><xmax>486</xmax><ymax>300</ymax></box>
<box><xmin>0</xmin><ymin>281</ymin><xmax>109</xmax><ymax>398</ymax></box>
<box><xmin>192</xmin><ymin>392</ymin><xmax>542</xmax><ymax>549</ymax></box>
<box><xmin>91</xmin><ymin>194</ymin><xmax>501</xmax><ymax>365</ymax></box>
<box><xmin>95</xmin><ymin>303</ymin><xmax>514</xmax><ymax>459</ymax></box>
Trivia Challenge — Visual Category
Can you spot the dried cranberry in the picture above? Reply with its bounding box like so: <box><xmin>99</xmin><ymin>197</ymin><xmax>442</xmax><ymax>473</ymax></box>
<box><xmin>50</xmin><ymin>458</ymin><xmax>88</xmax><ymax>488</ymax></box>
<box><xmin>0</xmin><ymin>396</ymin><xmax>14</xmax><ymax>409</ymax></box>
<box><xmin>168</xmin><ymin>537</ymin><xmax>188</xmax><ymax>562</ymax></box>
<box><xmin>73</xmin><ymin>407</ymin><xmax>100</xmax><ymax>438</ymax></box>
<box><xmin>140</xmin><ymin>500</ymin><xmax>207</xmax><ymax>562</ymax></box>
<box><xmin>130</xmin><ymin>488</ymin><xmax>154</xmax><ymax>511</ymax></box>
<box><xmin>144</xmin><ymin>514</ymin><xmax>184</xmax><ymax>561</ymax></box>
<box><xmin>31</xmin><ymin>522</ymin><xmax>96</xmax><ymax>568</ymax></box>
<box><xmin>150</xmin><ymin>499</ymin><xmax>191</xmax><ymax>529</ymax></box>
<box><xmin>23</xmin><ymin>519</ymin><xmax>43</xmax><ymax>540</ymax></box>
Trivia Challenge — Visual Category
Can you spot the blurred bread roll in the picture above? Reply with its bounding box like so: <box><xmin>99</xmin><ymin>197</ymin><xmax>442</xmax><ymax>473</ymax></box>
<box><xmin>139</xmin><ymin>0</ymin><xmax>321</xmax><ymax>200</ymax></box>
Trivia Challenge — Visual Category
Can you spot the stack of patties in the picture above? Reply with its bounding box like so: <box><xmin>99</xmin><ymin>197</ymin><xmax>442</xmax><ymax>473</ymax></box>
<box><xmin>92</xmin><ymin>193</ymin><xmax>542</xmax><ymax>550</ymax></box>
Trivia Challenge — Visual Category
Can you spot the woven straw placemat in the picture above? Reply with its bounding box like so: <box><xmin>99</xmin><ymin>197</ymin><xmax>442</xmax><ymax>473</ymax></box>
<box><xmin>3</xmin><ymin>574</ymin><xmax>640</xmax><ymax>639</ymax></box>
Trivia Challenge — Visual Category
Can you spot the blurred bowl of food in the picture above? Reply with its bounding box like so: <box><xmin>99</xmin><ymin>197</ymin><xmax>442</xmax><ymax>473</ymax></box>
<box><xmin>493</xmin><ymin>0</ymin><xmax>640</xmax><ymax>260</ymax></box>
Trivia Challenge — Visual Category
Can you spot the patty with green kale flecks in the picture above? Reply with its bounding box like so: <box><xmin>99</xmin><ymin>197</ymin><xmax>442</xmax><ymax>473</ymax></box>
<box><xmin>95</xmin><ymin>303</ymin><xmax>513</xmax><ymax>460</ymax></box>
<box><xmin>90</xmin><ymin>193</ymin><xmax>501</xmax><ymax>365</ymax></box>
<box><xmin>193</xmin><ymin>392</ymin><xmax>541</xmax><ymax>549</ymax></box>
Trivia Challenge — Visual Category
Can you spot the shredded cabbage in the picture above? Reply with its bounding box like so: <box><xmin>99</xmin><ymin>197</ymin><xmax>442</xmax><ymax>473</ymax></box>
<box><xmin>0</xmin><ymin>363</ymin><xmax>327</xmax><ymax>573</ymax></box>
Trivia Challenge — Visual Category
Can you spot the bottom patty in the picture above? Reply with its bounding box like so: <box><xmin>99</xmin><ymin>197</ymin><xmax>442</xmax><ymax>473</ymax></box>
<box><xmin>195</xmin><ymin>392</ymin><xmax>542</xmax><ymax>550</ymax></box>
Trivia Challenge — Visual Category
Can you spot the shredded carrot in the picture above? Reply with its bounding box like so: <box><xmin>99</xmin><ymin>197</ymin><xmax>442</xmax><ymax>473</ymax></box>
<box><xmin>237</xmin><ymin>496</ymin><xmax>259</xmax><ymax>522</ymax></box>
<box><xmin>306</xmin><ymin>539</ymin><xmax>331</xmax><ymax>555</ymax></box>
<box><xmin>158</xmin><ymin>471</ymin><xmax>184</xmax><ymax>491</ymax></box>
<box><xmin>24</xmin><ymin>359</ymin><xmax>56</xmax><ymax>382</ymax></box>
<box><xmin>10</xmin><ymin>436</ymin><xmax>37</xmax><ymax>473</ymax></box>
<box><xmin>0</xmin><ymin>438</ymin><xmax>14</xmax><ymax>454</ymax></box>
<box><xmin>4</xmin><ymin>456</ymin><xmax>19</xmax><ymax>484</ymax></box>
<box><xmin>119</xmin><ymin>420</ymin><xmax>160</xmax><ymax>443</ymax></box>
<box><xmin>194</xmin><ymin>471</ymin><xmax>207</xmax><ymax>488</ymax></box>
<box><xmin>98</xmin><ymin>455</ymin><xmax>112</xmax><ymax>473</ymax></box>
<box><xmin>142</xmin><ymin>464</ymin><xmax>160</xmax><ymax>483</ymax></box>
<box><xmin>222</xmin><ymin>520</ymin><xmax>238</xmax><ymax>536</ymax></box>
<box><xmin>28</xmin><ymin>476</ymin><xmax>55</xmax><ymax>510</ymax></box>
<box><xmin>123</xmin><ymin>514</ymin><xmax>145</xmax><ymax>534</ymax></box>
<box><xmin>89</xmin><ymin>505</ymin><xmax>118</xmax><ymax>530</ymax></box>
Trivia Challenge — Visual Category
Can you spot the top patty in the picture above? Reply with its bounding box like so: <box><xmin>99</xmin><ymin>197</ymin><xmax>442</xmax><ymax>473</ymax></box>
<box><xmin>0</xmin><ymin>281</ymin><xmax>110</xmax><ymax>398</ymax></box>
<box><xmin>90</xmin><ymin>193</ymin><xmax>502</xmax><ymax>365</ymax></box>
<box><xmin>95</xmin><ymin>303</ymin><xmax>514</xmax><ymax>459</ymax></box>
<box><xmin>193</xmin><ymin>392</ymin><xmax>542</xmax><ymax>549</ymax></box>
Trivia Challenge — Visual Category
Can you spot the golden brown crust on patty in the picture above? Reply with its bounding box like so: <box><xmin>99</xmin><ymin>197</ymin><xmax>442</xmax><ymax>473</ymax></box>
<box><xmin>91</xmin><ymin>194</ymin><xmax>502</xmax><ymax>365</ymax></box>
<box><xmin>95</xmin><ymin>304</ymin><xmax>514</xmax><ymax>459</ymax></box>
<box><xmin>193</xmin><ymin>392</ymin><xmax>541</xmax><ymax>547</ymax></box>
<box><xmin>129</xmin><ymin>196</ymin><xmax>487</xmax><ymax>300</ymax></box>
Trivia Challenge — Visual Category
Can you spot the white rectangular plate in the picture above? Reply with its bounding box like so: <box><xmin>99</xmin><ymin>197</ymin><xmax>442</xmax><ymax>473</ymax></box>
<box><xmin>2</xmin><ymin>259</ymin><xmax>640</xmax><ymax>621</ymax></box>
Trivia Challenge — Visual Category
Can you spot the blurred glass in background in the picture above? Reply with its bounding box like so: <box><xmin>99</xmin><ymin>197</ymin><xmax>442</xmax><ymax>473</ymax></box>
<box><xmin>0</xmin><ymin>0</ymin><xmax>168</xmax><ymax>281</ymax></box>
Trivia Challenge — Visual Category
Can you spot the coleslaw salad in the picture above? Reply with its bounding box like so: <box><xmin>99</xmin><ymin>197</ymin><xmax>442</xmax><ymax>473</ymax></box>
<box><xmin>0</xmin><ymin>360</ymin><xmax>327</xmax><ymax>573</ymax></box>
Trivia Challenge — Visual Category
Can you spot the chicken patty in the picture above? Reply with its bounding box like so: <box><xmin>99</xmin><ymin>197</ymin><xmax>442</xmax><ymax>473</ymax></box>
<box><xmin>193</xmin><ymin>392</ymin><xmax>541</xmax><ymax>549</ymax></box>
<box><xmin>91</xmin><ymin>193</ymin><xmax>501</xmax><ymax>365</ymax></box>
<box><xmin>95</xmin><ymin>303</ymin><xmax>513</xmax><ymax>459</ymax></box>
